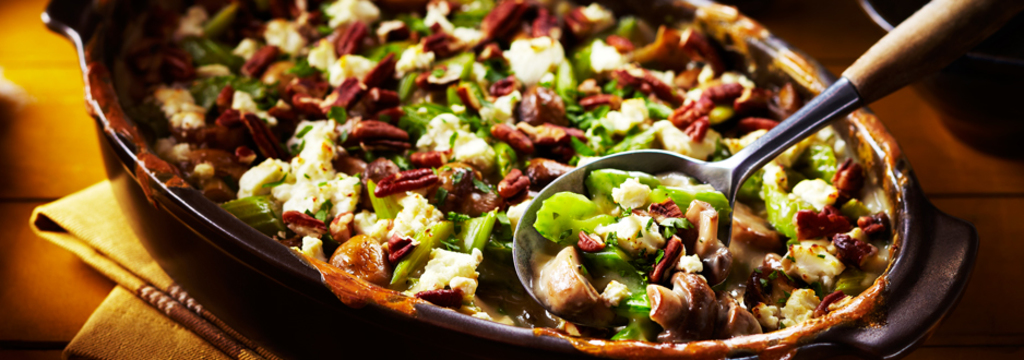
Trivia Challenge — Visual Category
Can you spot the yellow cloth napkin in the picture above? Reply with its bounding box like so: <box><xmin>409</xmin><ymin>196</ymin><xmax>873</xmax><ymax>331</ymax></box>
<box><xmin>30</xmin><ymin>181</ymin><xmax>283</xmax><ymax>360</ymax></box>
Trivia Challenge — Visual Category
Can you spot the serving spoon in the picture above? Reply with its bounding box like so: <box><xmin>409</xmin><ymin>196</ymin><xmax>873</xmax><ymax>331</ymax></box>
<box><xmin>513</xmin><ymin>0</ymin><xmax>1024</xmax><ymax>326</ymax></box>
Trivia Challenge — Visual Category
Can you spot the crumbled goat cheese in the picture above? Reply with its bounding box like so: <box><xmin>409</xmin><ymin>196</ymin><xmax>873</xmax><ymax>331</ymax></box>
<box><xmin>415</xmin><ymin>114</ymin><xmax>496</xmax><ymax>173</ymax></box>
<box><xmin>792</xmin><ymin>179</ymin><xmax>840</xmax><ymax>211</ymax></box>
<box><xmin>611</xmin><ymin>177</ymin><xmax>651</xmax><ymax>210</ymax></box>
<box><xmin>237</xmin><ymin>158</ymin><xmax>291</xmax><ymax>198</ymax></box>
<box><xmin>232</xmin><ymin>38</ymin><xmax>261</xmax><ymax>60</ymax></box>
<box><xmin>307</xmin><ymin>39</ymin><xmax>338</xmax><ymax>72</ymax></box>
<box><xmin>600</xmin><ymin>280</ymin><xmax>630</xmax><ymax>307</ymax></box>
<box><xmin>174</xmin><ymin>5</ymin><xmax>208</xmax><ymax>41</ymax></box>
<box><xmin>328</xmin><ymin>54</ymin><xmax>377</xmax><ymax>87</ymax></box>
<box><xmin>390</xmin><ymin>192</ymin><xmax>444</xmax><ymax>238</ymax></box>
<box><xmin>480</xmin><ymin>91</ymin><xmax>521</xmax><ymax>124</ymax></box>
<box><xmin>264</xmin><ymin>20</ymin><xmax>306</xmax><ymax>55</ymax></box>
<box><xmin>652</xmin><ymin>120</ymin><xmax>720</xmax><ymax>160</ymax></box>
<box><xmin>589</xmin><ymin>39</ymin><xmax>627</xmax><ymax>74</ymax></box>
<box><xmin>780</xmin><ymin>289</ymin><xmax>820</xmax><ymax>328</ymax></box>
<box><xmin>410</xmin><ymin>248</ymin><xmax>484</xmax><ymax>296</ymax></box>
<box><xmin>504</xmin><ymin>37</ymin><xmax>565</xmax><ymax>87</ymax></box>
<box><xmin>325</xmin><ymin>0</ymin><xmax>381</xmax><ymax>28</ymax></box>
<box><xmin>395</xmin><ymin>44</ymin><xmax>436</xmax><ymax>78</ymax></box>
<box><xmin>782</xmin><ymin>242</ymin><xmax>846</xmax><ymax>284</ymax></box>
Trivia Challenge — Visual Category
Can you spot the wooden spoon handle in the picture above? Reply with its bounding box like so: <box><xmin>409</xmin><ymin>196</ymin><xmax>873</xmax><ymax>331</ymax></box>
<box><xmin>843</xmin><ymin>0</ymin><xmax>1024</xmax><ymax>104</ymax></box>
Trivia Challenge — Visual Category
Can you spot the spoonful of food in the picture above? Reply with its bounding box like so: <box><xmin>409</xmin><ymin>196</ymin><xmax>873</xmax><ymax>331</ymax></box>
<box><xmin>513</xmin><ymin>0</ymin><xmax>1024</xmax><ymax>327</ymax></box>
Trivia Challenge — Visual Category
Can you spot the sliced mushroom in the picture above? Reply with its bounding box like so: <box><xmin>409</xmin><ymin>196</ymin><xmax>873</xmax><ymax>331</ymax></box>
<box><xmin>743</xmin><ymin>253</ymin><xmax>798</xmax><ymax>310</ymax></box>
<box><xmin>714</xmin><ymin>294</ymin><xmax>762</xmax><ymax>339</ymax></box>
<box><xmin>519</xmin><ymin>86</ymin><xmax>567</xmax><ymax>126</ymax></box>
<box><xmin>684</xmin><ymin>200</ymin><xmax>733</xmax><ymax>285</ymax></box>
<box><xmin>536</xmin><ymin>246</ymin><xmax>616</xmax><ymax>326</ymax></box>
<box><xmin>329</xmin><ymin>235</ymin><xmax>392</xmax><ymax>286</ymax></box>
<box><xmin>524</xmin><ymin>158</ymin><xmax>575</xmax><ymax>189</ymax></box>
<box><xmin>731</xmin><ymin>202</ymin><xmax>783</xmax><ymax>251</ymax></box>
<box><xmin>647</xmin><ymin>272</ymin><xmax>717</xmax><ymax>343</ymax></box>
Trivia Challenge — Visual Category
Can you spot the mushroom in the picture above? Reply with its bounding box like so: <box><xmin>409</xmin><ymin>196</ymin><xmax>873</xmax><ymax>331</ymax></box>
<box><xmin>536</xmin><ymin>246</ymin><xmax>616</xmax><ymax>326</ymax></box>
<box><xmin>329</xmin><ymin>235</ymin><xmax>392</xmax><ymax>286</ymax></box>
<box><xmin>518</xmin><ymin>86</ymin><xmax>567</xmax><ymax>126</ymax></box>
<box><xmin>431</xmin><ymin>163</ymin><xmax>502</xmax><ymax>216</ymax></box>
<box><xmin>647</xmin><ymin>272</ymin><xmax>717</xmax><ymax>342</ymax></box>
<box><xmin>714</xmin><ymin>294</ymin><xmax>762</xmax><ymax>338</ymax></box>
<box><xmin>743</xmin><ymin>253</ymin><xmax>798</xmax><ymax>310</ymax></box>
<box><xmin>731</xmin><ymin>202</ymin><xmax>782</xmax><ymax>251</ymax></box>
<box><xmin>684</xmin><ymin>200</ymin><xmax>733</xmax><ymax>285</ymax></box>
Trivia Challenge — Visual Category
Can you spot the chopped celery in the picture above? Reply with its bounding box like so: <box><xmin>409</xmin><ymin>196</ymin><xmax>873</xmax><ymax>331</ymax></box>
<box><xmin>363</xmin><ymin>41</ymin><xmax>413</xmax><ymax>62</ymax></box>
<box><xmin>584</xmin><ymin>169</ymin><xmax>661</xmax><ymax>203</ymax></box>
<box><xmin>572</xmin><ymin>41</ymin><xmax>595</xmax><ymax>83</ymax></box>
<box><xmin>610</xmin><ymin>316</ymin><xmax>658</xmax><ymax>342</ymax></box>
<box><xmin>555</xmin><ymin>61</ymin><xmax>577</xmax><ymax>101</ymax></box>
<box><xmin>649</xmin><ymin>186</ymin><xmax>732</xmax><ymax>220</ymax></box>
<box><xmin>581</xmin><ymin>246</ymin><xmax>644</xmax><ymax>291</ymax></box>
<box><xmin>397</xmin><ymin>72</ymin><xmax>419</xmax><ymax>102</ymax></box>
<box><xmin>607</xmin><ymin>127</ymin><xmax>657</xmax><ymax>154</ymax></box>
<box><xmin>646</xmin><ymin>100</ymin><xmax>674</xmax><ymax>120</ymax></box>
<box><xmin>458</xmin><ymin>210</ymin><xmax>498</xmax><ymax>253</ymax></box>
<box><xmin>367</xmin><ymin>180</ymin><xmax>402</xmax><ymax>219</ymax></box>
<box><xmin>391</xmin><ymin>221</ymin><xmax>455</xmax><ymax>286</ymax></box>
<box><xmin>797</xmin><ymin>144</ymin><xmax>838</xmax><ymax>182</ymax></box>
<box><xmin>180</xmin><ymin>37</ymin><xmax>244</xmax><ymax>71</ymax></box>
<box><xmin>440</xmin><ymin>52</ymin><xmax>476</xmax><ymax>80</ymax></box>
<box><xmin>738</xmin><ymin>169</ymin><xmax>764</xmax><ymax>203</ymax></box>
<box><xmin>493</xmin><ymin>142</ymin><xmax>517</xmax><ymax>177</ymax></box>
<box><xmin>841</xmin><ymin>199</ymin><xmax>872</xmax><ymax>220</ymax></box>
<box><xmin>761</xmin><ymin>183</ymin><xmax>814</xmax><ymax>239</ymax></box>
<box><xmin>446</xmin><ymin>85</ymin><xmax>463</xmax><ymax>107</ymax></box>
<box><xmin>220</xmin><ymin>196</ymin><xmax>285</xmax><ymax>237</ymax></box>
<box><xmin>533</xmin><ymin>192</ymin><xmax>616</xmax><ymax>244</ymax></box>
<box><xmin>708</xmin><ymin>105</ymin><xmax>734</xmax><ymax>125</ymax></box>
<box><xmin>202</xmin><ymin>2</ymin><xmax>239</xmax><ymax>40</ymax></box>
<box><xmin>836</xmin><ymin>268</ymin><xmax>870</xmax><ymax>295</ymax></box>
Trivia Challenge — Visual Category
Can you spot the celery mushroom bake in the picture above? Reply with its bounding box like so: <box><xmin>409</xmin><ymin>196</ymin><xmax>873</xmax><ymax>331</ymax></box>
<box><xmin>134</xmin><ymin>0</ymin><xmax>892</xmax><ymax>343</ymax></box>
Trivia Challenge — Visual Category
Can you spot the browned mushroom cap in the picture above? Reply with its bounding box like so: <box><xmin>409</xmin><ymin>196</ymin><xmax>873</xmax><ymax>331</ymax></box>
<box><xmin>329</xmin><ymin>235</ymin><xmax>392</xmax><ymax>287</ymax></box>
<box><xmin>684</xmin><ymin>200</ymin><xmax>733</xmax><ymax>285</ymax></box>
<box><xmin>714</xmin><ymin>294</ymin><xmax>762</xmax><ymax>339</ymax></box>
<box><xmin>525</xmin><ymin>158</ymin><xmax>575</xmax><ymax>189</ymax></box>
<box><xmin>731</xmin><ymin>202</ymin><xmax>783</xmax><ymax>251</ymax></box>
<box><xmin>519</xmin><ymin>86</ymin><xmax>568</xmax><ymax>126</ymax></box>
<box><xmin>647</xmin><ymin>272</ymin><xmax>718</xmax><ymax>343</ymax></box>
<box><xmin>430</xmin><ymin>163</ymin><xmax>502</xmax><ymax>216</ymax></box>
<box><xmin>743</xmin><ymin>253</ymin><xmax>798</xmax><ymax>310</ymax></box>
<box><xmin>536</xmin><ymin>246</ymin><xmax>616</xmax><ymax>326</ymax></box>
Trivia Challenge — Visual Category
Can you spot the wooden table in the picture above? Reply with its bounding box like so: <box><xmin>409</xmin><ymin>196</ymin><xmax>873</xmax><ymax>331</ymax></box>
<box><xmin>1</xmin><ymin>0</ymin><xmax>1022</xmax><ymax>358</ymax></box>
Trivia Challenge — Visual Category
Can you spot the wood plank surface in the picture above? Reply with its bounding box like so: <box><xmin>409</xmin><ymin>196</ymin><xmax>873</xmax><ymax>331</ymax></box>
<box><xmin>0</xmin><ymin>0</ymin><xmax>1021</xmax><ymax>358</ymax></box>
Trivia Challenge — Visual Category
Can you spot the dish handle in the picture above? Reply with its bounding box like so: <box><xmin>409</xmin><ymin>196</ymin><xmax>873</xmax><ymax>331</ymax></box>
<box><xmin>812</xmin><ymin>180</ymin><xmax>979</xmax><ymax>359</ymax></box>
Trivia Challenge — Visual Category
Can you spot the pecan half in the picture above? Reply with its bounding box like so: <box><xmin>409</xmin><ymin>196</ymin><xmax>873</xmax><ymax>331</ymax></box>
<box><xmin>387</xmin><ymin>234</ymin><xmax>416</xmax><ymax>264</ymax></box>
<box><xmin>704</xmin><ymin>83</ymin><xmax>744</xmax><ymax>104</ymax></box>
<box><xmin>240</xmin><ymin>113</ymin><xmax>285</xmax><ymax>159</ymax></box>
<box><xmin>282</xmin><ymin>210</ymin><xmax>327</xmax><ymax>238</ymax></box>
<box><xmin>422</xmin><ymin>33</ymin><xmax>458</xmax><ymax>59</ymax></box>
<box><xmin>362</xmin><ymin>53</ymin><xmax>397</xmax><ymax>89</ymax></box>
<box><xmin>267</xmin><ymin>103</ymin><xmax>297</xmax><ymax>124</ymax></box>
<box><xmin>491</xmin><ymin>123</ymin><xmax>535</xmax><ymax>154</ymax></box>
<box><xmin>813</xmin><ymin>290</ymin><xmax>848</xmax><ymax>318</ymax></box>
<box><xmin>241</xmin><ymin>45</ymin><xmax>280</xmax><ymax>78</ymax></box>
<box><xmin>489</xmin><ymin>76</ymin><xmax>518</xmax><ymax>97</ymax></box>
<box><xmin>832</xmin><ymin>159</ymin><xmax>864</xmax><ymax>195</ymax></box>
<box><xmin>292</xmin><ymin>93</ymin><xmax>326</xmax><ymax>117</ymax></box>
<box><xmin>685</xmin><ymin>116</ymin><xmax>711</xmax><ymax>142</ymax></box>
<box><xmin>497</xmin><ymin>168</ymin><xmax>530</xmax><ymax>199</ymax></box>
<box><xmin>455</xmin><ymin>85</ymin><xmax>484</xmax><ymax>113</ymax></box>
<box><xmin>611</xmin><ymin>66</ymin><xmax>681</xmax><ymax>105</ymax></box>
<box><xmin>415</xmin><ymin>289</ymin><xmax>464</xmax><ymax>309</ymax></box>
<box><xmin>286</xmin><ymin>76</ymin><xmax>331</xmax><ymax>100</ymax></box>
<box><xmin>235</xmin><ymin>146</ymin><xmax>257</xmax><ymax>165</ymax></box>
<box><xmin>351</xmin><ymin>120</ymin><xmax>410</xmax><ymax>151</ymax></box>
<box><xmin>650</xmin><ymin>236</ymin><xmax>683</xmax><ymax>284</ymax></box>
<box><xmin>648</xmin><ymin>199</ymin><xmax>684</xmax><ymax>223</ymax></box>
<box><xmin>795</xmin><ymin>206</ymin><xmax>851</xmax><ymax>240</ymax></box>
<box><xmin>216</xmin><ymin>109</ymin><xmax>243</xmax><ymax>128</ymax></box>
<box><xmin>477</xmin><ymin>42</ymin><xmax>504</xmax><ymax>62</ymax></box>
<box><xmin>605</xmin><ymin>35</ymin><xmax>635</xmax><ymax>53</ymax></box>
<box><xmin>832</xmin><ymin>233</ymin><xmax>877</xmax><ymax>268</ymax></box>
<box><xmin>733</xmin><ymin>87</ymin><xmax>772</xmax><ymax>115</ymax></box>
<box><xmin>577</xmin><ymin>79</ymin><xmax>601</xmax><ymax>97</ymax></box>
<box><xmin>216</xmin><ymin>85</ymin><xmax>234</xmax><ymax>112</ymax></box>
<box><xmin>524</xmin><ymin>158</ymin><xmax>574</xmax><ymax>189</ymax></box>
<box><xmin>674</xmin><ymin>68</ymin><xmax>702</xmax><ymax>90</ymax></box>
<box><xmin>375</xmin><ymin>168</ymin><xmax>440</xmax><ymax>197</ymax></box>
<box><xmin>670</xmin><ymin>96</ymin><xmax>714</xmax><ymax>129</ymax></box>
<box><xmin>579</xmin><ymin>94</ymin><xmax>622</xmax><ymax>111</ymax></box>
<box><xmin>377</xmin><ymin>20</ymin><xmax>410</xmax><ymax>43</ymax></box>
<box><xmin>735</xmin><ymin>117</ymin><xmax>779</xmax><ymax>135</ymax></box>
<box><xmin>365</xmin><ymin>88</ymin><xmax>400</xmax><ymax>113</ymax></box>
<box><xmin>516</xmin><ymin>123</ymin><xmax>585</xmax><ymax>147</ymax></box>
<box><xmin>481</xmin><ymin>0</ymin><xmax>530</xmax><ymax>41</ymax></box>
<box><xmin>329</xmin><ymin>212</ymin><xmax>355</xmax><ymax>243</ymax></box>
<box><xmin>321</xmin><ymin>78</ymin><xmax>366</xmax><ymax>113</ymax></box>
<box><xmin>335</xmin><ymin>21</ymin><xmax>368</xmax><ymax>57</ymax></box>
<box><xmin>577</xmin><ymin>231</ymin><xmax>606</xmax><ymax>253</ymax></box>
<box><xmin>161</xmin><ymin>47</ymin><xmax>195</xmax><ymax>82</ymax></box>
<box><xmin>373</xmin><ymin>107</ymin><xmax>405</xmax><ymax>123</ymax></box>
<box><xmin>416</xmin><ymin>65</ymin><xmax>461</xmax><ymax>91</ymax></box>
<box><xmin>410</xmin><ymin>150</ymin><xmax>450</xmax><ymax>168</ymax></box>
<box><xmin>858</xmin><ymin>213</ymin><xmax>891</xmax><ymax>240</ymax></box>
<box><xmin>531</xmin><ymin>8</ymin><xmax>561</xmax><ymax>39</ymax></box>
<box><xmin>679</xmin><ymin>28</ymin><xmax>724</xmax><ymax>75</ymax></box>
<box><xmin>771</xmin><ymin>82</ymin><xmax>803</xmax><ymax>118</ymax></box>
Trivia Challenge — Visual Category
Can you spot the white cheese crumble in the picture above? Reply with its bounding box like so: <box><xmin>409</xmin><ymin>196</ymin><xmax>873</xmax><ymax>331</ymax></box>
<box><xmin>231</xmin><ymin>91</ymin><xmax>277</xmax><ymax>126</ymax></box>
<box><xmin>506</xmin><ymin>200</ymin><xmax>531</xmax><ymax>230</ymax></box>
<box><xmin>652</xmin><ymin>120</ymin><xmax>720</xmax><ymax>160</ymax></box>
<box><xmin>328</xmin><ymin>54</ymin><xmax>377</xmax><ymax>87</ymax></box>
<box><xmin>307</xmin><ymin>39</ymin><xmax>338</xmax><ymax>72</ymax></box>
<box><xmin>595</xmin><ymin>214</ymin><xmax>665</xmax><ymax>256</ymax></box>
<box><xmin>352</xmin><ymin>210</ymin><xmax>379</xmax><ymax>235</ymax></box>
<box><xmin>600</xmin><ymin>280</ymin><xmax>630</xmax><ymax>307</ymax></box>
<box><xmin>410</xmin><ymin>248</ymin><xmax>484</xmax><ymax>296</ymax></box>
<box><xmin>390</xmin><ymin>192</ymin><xmax>444</xmax><ymax>238</ymax></box>
<box><xmin>195</xmin><ymin>64</ymin><xmax>232</xmax><ymax>78</ymax></box>
<box><xmin>452</xmin><ymin>27</ymin><xmax>485</xmax><ymax>49</ymax></box>
<box><xmin>424</xmin><ymin>1</ymin><xmax>454</xmax><ymax>33</ymax></box>
<box><xmin>611</xmin><ymin>177</ymin><xmax>651</xmax><ymax>210</ymax></box>
<box><xmin>237</xmin><ymin>158</ymin><xmax>291</xmax><ymax>198</ymax></box>
<box><xmin>324</xmin><ymin>0</ymin><xmax>381</xmax><ymax>28</ymax></box>
<box><xmin>752</xmin><ymin>303</ymin><xmax>781</xmax><ymax>330</ymax></box>
<box><xmin>580</xmin><ymin>3</ymin><xmax>614</xmax><ymax>34</ymax></box>
<box><xmin>602</xmin><ymin>98</ymin><xmax>649</xmax><ymax>135</ymax></box>
<box><xmin>295</xmin><ymin>236</ymin><xmax>328</xmax><ymax>262</ymax></box>
<box><xmin>780</xmin><ymin>289</ymin><xmax>820</xmax><ymax>328</ymax></box>
<box><xmin>174</xmin><ymin>5</ymin><xmax>208</xmax><ymax>41</ymax></box>
<box><xmin>504</xmin><ymin>37</ymin><xmax>565</xmax><ymax>87</ymax></box>
<box><xmin>264</xmin><ymin>19</ymin><xmax>307</xmax><ymax>55</ymax></box>
<box><xmin>232</xmin><ymin>38</ymin><xmax>261</xmax><ymax>60</ymax></box>
<box><xmin>415</xmin><ymin>113</ymin><xmax>496</xmax><ymax>173</ymax></box>
<box><xmin>782</xmin><ymin>242</ymin><xmax>846</xmax><ymax>284</ymax></box>
<box><xmin>395</xmin><ymin>44</ymin><xmax>436</xmax><ymax>78</ymax></box>
<box><xmin>154</xmin><ymin>138</ymin><xmax>193</xmax><ymax>163</ymax></box>
<box><xmin>792</xmin><ymin>179</ymin><xmax>840</xmax><ymax>211</ymax></box>
<box><xmin>589</xmin><ymin>39</ymin><xmax>627</xmax><ymax>74</ymax></box>
<box><xmin>480</xmin><ymin>90</ymin><xmax>521</xmax><ymax>124</ymax></box>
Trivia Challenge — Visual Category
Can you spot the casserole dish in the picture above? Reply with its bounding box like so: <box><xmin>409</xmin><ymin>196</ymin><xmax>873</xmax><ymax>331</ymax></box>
<box><xmin>43</xmin><ymin>0</ymin><xmax>978</xmax><ymax>358</ymax></box>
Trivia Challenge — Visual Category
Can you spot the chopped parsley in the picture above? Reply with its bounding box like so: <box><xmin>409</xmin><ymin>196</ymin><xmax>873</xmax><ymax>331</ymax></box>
<box><xmin>817</xmin><ymin>254</ymin><xmax>826</xmax><ymax>259</ymax></box>
<box><xmin>328</xmin><ymin>106</ymin><xmax>348</xmax><ymax>122</ymax></box>
<box><xmin>473</xmin><ymin>179</ymin><xmax>492</xmax><ymax>193</ymax></box>
<box><xmin>441</xmin><ymin>236</ymin><xmax>462</xmax><ymax>251</ymax></box>
<box><xmin>448</xmin><ymin>132</ymin><xmax>458</xmax><ymax>149</ymax></box>
<box><xmin>262</xmin><ymin>175</ymin><xmax>287</xmax><ymax>188</ymax></box>
<box><xmin>313</xmin><ymin>200</ymin><xmax>333</xmax><ymax>222</ymax></box>
<box><xmin>446</xmin><ymin>212</ymin><xmax>471</xmax><ymax>223</ymax></box>
<box><xmin>295</xmin><ymin>125</ymin><xmax>313</xmax><ymax>138</ymax></box>
<box><xmin>452</xmin><ymin>169</ymin><xmax>466</xmax><ymax>184</ymax></box>
<box><xmin>285</xmin><ymin>58</ymin><xmax>319</xmax><ymax>77</ymax></box>
<box><xmin>434</xmin><ymin>187</ymin><xmax>449</xmax><ymax>207</ymax></box>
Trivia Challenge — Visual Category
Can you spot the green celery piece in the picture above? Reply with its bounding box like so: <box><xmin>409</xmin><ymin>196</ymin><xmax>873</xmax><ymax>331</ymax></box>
<box><xmin>607</xmin><ymin>127</ymin><xmax>657</xmax><ymax>154</ymax></box>
<box><xmin>614</xmin><ymin>16</ymin><xmax>639</xmax><ymax>40</ymax></box>
<box><xmin>458</xmin><ymin>211</ymin><xmax>499</xmax><ymax>253</ymax></box>
<box><xmin>493</xmin><ymin>142</ymin><xmax>517</xmax><ymax>177</ymax></box>
<box><xmin>367</xmin><ymin>180</ymin><xmax>402</xmax><ymax>219</ymax></box>
<box><xmin>440</xmin><ymin>52</ymin><xmax>476</xmax><ymax>80</ymax></box>
<box><xmin>584</xmin><ymin>169</ymin><xmax>660</xmax><ymax>203</ymax></box>
<box><xmin>391</xmin><ymin>221</ymin><xmax>456</xmax><ymax>286</ymax></box>
<box><xmin>483</xmin><ymin>239</ymin><xmax>514</xmax><ymax>265</ymax></box>
<box><xmin>835</xmin><ymin>268</ymin><xmax>869</xmax><ymax>295</ymax></box>
<box><xmin>580</xmin><ymin>246</ymin><xmax>644</xmax><ymax>292</ymax></box>
<box><xmin>180</xmin><ymin>37</ymin><xmax>244</xmax><ymax>71</ymax></box>
<box><xmin>572</xmin><ymin>41</ymin><xmax>595</xmax><ymax>82</ymax></box>
<box><xmin>446</xmin><ymin>85</ymin><xmax>463</xmax><ymax>107</ymax></box>
<box><xmin>461</xmin><ymin>81</ymin><xmax>493</xmax><ymax>107</ymax></box>
<box><xmin>737</xmin><ymin>169</ymin><xmax>764</xmax><ymax>203</ymax></box>
<box><xmin>397</xmin><ymin>72</ymin><xmax>419</xmax><ymax>102</ymax></box>
<box><xmin>220</xmin><ymin>196</ymin><xmax>286</xmax><ymax>237</ymax></box>
<box><xmin>202</xmin><ymin>2</ymin><xmax>239</xmax><ymax>39</ymax></box>
<box><xmin>362</xmin><ymin>41</ymin><xmax>413</xmax><ymax>62</ymax></box>
<box><xmin>797</xmin><ymin>144</ymin><xmax>838</xmax><ymax>182</ymax></box>
<box><xmin>708</xmin><ymin>105</ymin><xmax>734</xmax><ymax>125</ymax></box>
<box><xmin>610</xmin><ymin>316</ymin><xmax>658</xmax><ymax>342</ymax></box>
<box><xmin>760</xmin><ymin>183</ymin><xmax>814</xmax><ymax>239</ymax></box>
<box><xmin>840</xmin><ymin>199</ymin><xmax>872</xmax><ymax>220</ymax></box>
<box><xmin>533</xmin><ymin>192</ymin><xmax>616</xmax><ymax>244</ymax></box>
<box><xmin>555</xmin><ymin>61</ymin><xmax>577</xmax><ymax>101</ymax></box>
<box><xmin>649</xmin><ymin>186</ymin><xmax>732</xmax><ymax>220</ymax></box>
<box><xmin>646</xmin><ymin>100</ymin><xmax>673</xmax><ymax>120</ymax></box>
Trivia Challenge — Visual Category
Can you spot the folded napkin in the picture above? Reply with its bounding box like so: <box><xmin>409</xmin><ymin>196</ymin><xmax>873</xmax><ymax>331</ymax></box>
<box><xmin>31</xmin><ymin>181</ymin><xmax>283</xmax><ymax>360</ymax></box>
